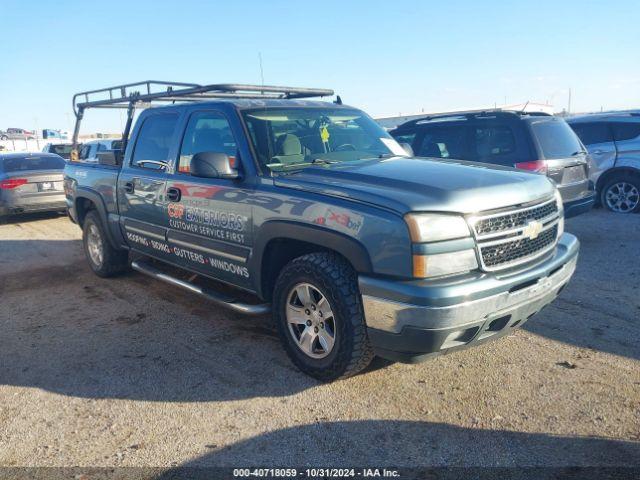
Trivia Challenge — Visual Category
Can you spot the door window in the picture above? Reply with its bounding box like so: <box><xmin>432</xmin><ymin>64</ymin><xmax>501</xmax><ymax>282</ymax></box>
<box><xmin>473</xmin><ymin>126</ymin><xmax>516</xmax><ymax>159</ymax></box>
<box><xmin>569</xmin><ymin>122</ymin><xmax>612</xmax><ymax>146</ymax></box>
<box><xmin>611</xmin><ymin>122</ymin><xmax>640</xmax><ymax>142</ymax></box>
<box><xmin>416</xmin><ymin>127</ymin><xmax>468</xmax><ymax>159</ymax></box>
<box><xmin>131</xmin><ymin>114</ymin><xmax>179</xmax><ymax>169</ymax></box>
<box><xmin>177</xmin><ymin>111</ymin><xmax>238</xmax><ymax>174</ymax></box>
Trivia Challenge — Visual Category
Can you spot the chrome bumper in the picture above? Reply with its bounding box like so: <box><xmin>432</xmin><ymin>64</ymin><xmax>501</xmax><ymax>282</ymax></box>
<box><xmin>359</xmin><ymin>233</ymin><xmax>579</xmax><ymax>361</ymax></box>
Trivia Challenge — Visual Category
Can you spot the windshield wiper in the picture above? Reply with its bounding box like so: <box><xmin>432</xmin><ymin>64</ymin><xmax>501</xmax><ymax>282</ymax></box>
<box><xmin>310</xmin><ymin>158</ymin><xmax>338</xmax><ymax>165</ymax></box>
<box><xmin>571</xmin><ymin>150</ymin><xmax>586</xmax><ymax>156</ymax></box>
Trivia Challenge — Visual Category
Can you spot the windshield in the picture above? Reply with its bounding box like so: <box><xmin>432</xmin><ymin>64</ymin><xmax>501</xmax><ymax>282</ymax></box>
<box><xmin>241</xmin><ymin>107</ymin><xmax>408</xmax><ymax>173</ymax></box>
<box><xmin>530</xmin><ymin>118</ymin><xmax>585</xmax><ymax>159</ymax></box>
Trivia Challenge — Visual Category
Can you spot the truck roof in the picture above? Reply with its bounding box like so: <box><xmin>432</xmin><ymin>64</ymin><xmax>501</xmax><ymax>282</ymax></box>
<box><xmin>141</xmin><ymin>98</ymin><xmax>353</xmax><ymax>111</ymax></box>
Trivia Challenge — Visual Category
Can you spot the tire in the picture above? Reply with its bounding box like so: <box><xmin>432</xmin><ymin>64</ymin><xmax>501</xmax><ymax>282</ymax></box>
<box><xmin>0</xmin><ymin>135</ymin><xmax>8</xmax><ymax>141</ymax></box>
<box><xmin>272</xmin><ymin>252</ymin><xmax>374</xmax><ymax>381</ymax></box>
<box><xmin>82</xmin><ymin>210</ymin><xmax>129</xmax><ymax>277</ymax></box>
<box><xmin>600</xmin><ymin>172</ymin><xmax>640</xmax><ymax>213</ymax></box>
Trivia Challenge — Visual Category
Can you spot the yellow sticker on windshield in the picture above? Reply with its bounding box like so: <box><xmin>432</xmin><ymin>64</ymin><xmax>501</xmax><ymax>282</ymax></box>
<box><xmin>320</xmin><ymin>126</ymin><xmax>330</xmax><ymax>143</ymax></box>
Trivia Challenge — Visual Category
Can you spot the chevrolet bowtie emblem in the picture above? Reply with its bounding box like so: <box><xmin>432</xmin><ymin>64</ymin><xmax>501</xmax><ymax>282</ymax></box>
<box><xmin>523</xmin><ymin>220</ymin><xmax>543</xmax><ymax>240</ymax></box>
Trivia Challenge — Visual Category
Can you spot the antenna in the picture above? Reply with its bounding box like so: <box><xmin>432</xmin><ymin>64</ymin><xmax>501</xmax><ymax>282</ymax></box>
<box><xmin>521</xmin><ymin>100</ymin><xmax>529</xmax><ymax>113</ymax></box>
<box><xmin>258</xmin><ymin>52</ymin><xmax>265</xmax><ymax>87</ymax></box>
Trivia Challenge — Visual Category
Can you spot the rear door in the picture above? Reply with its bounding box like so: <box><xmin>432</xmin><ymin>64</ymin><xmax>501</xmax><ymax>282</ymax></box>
<box><xmin>164</xmin><ymin>109</ymin><xmax>253</xmax><ymax>289</ymax></box>
<box><xmin>568</xmin><ymin>121</ymin><xmax>616</xmax><ymax>184</ymax></box>
<box><xmin>118</xmin><ymin>112</ymin><xmax>180</xmax><ymax>259</ymax></box>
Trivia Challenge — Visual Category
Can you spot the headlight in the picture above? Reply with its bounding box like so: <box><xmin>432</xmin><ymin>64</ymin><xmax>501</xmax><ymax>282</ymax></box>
<box><xmin>405</xmin><ymin>213</ymin><xmax>471</xmax><ymax>242</ymax></box>
<box><xmin>554</xmin><ymin>189</ymin><xmax>565</xmax><ymax>237</ymax></box>
<box><xmin>412</xmin><ymin>249</ymin><xmax>478</xmax><ymax>278</ymax></box>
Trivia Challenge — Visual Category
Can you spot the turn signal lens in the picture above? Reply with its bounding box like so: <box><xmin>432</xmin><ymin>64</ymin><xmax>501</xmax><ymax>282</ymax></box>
<box><xmin>413</xmin><ymin>249</ymin><xmax>478</xmax><ymax>278</ymax></box>
<box><xmin>0</xmin><ymin>178</ymin><xmax>28</xmax><ymax>189</ymax></box>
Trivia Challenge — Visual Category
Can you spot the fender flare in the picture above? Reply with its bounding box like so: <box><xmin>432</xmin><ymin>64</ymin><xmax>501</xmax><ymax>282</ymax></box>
<box><xmin>74</xmin><ymin>187</ymin><xmax>121</xmax><ymax>249</ymax></box>
<box><xmin>250</xmin><ymin>220</ymin><xmax>373</xmax><ymax>298</ymax></box>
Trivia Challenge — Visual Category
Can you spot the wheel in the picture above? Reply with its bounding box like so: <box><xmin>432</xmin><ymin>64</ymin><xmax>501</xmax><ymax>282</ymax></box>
<box><xmin>82</xmin><ymin>210</ymin><xmax>129</xmax><ymax>277</ymax></box>
<box><xmin>272</xmin><ymin>252</ymin><xmax>374</xmax><ymax>381</ymax></box>
<box><xmin>0</xmin><ymin>135</ymin><xmax>8</xmax><ymax>140</ymax></box>
<box><xmin>600</xmin><ymin>173</ymin><xmax>640</xmax><ymax>213</ymax></box>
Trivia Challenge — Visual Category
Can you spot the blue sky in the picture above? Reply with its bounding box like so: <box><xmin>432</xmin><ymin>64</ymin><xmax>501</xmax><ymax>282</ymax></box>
<box><xmin>1</xmin><ymin>0</ymin><xmax>638</xmax><ymax>133</ymax></box>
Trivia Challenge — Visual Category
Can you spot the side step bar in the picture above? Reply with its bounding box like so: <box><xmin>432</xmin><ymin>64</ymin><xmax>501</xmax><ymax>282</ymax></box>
<box><xmin>131</xmin><ymin>260</ymin><xmax>271</xmax><ymax>316</ymax></box>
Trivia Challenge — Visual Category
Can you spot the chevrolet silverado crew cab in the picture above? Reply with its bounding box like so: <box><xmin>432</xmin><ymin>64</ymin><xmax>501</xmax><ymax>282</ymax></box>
<box><xmin>64</xmin><ymin>81</ymin><xmax>579</xmax><ymax>381</ymax></box>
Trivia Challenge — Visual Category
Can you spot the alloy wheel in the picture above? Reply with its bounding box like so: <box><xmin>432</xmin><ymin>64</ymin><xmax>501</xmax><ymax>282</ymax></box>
<box><xmin>286</xmin><ymin>282</ymin><xmax>336</xmax><ymax>359</ymax></box>
<box><xmin>605</xmin><ymin>181</ymin><xmax>639</xmax><ymax>213</ymax></box>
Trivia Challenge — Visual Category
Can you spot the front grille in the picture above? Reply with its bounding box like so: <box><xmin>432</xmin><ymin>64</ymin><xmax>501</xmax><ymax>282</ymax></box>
<box><xmin>471</xmin><ymin>197</ymin><xmax>561</xmax><ymax>271</ymax></box>
<box><xmin>475</xmin><ymin>200</ymin><xmax>558</xmax><ymax>236</ymax></box>
<box><xmin>481</xmin><ymin>225</ymin><xmax>558</xmax><ymax>268</ymax></box>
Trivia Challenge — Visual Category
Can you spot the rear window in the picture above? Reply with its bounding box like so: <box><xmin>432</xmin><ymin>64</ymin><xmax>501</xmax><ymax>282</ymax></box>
<box><xmin>2</xmin><ymin>155</ymin><xmax>66</xmax><ymax>172</ymax></box>
<box><xmin>50</xmin><ymin>144</ymin><xmax>73</xmax><ymax>155</ymax></box>
<box><xmin>530</xmin><ymin>119</ymin><xmax>583</xmax><ymax>159</ymax></box>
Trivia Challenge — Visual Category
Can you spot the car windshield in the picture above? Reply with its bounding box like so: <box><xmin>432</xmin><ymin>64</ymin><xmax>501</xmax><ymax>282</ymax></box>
<box><xmin>241</xmin><ymin>107</ymin><xmax>408</xmax><ymax>174</ymax></box>
<box><xmin>2</xmin><ymin>155</ymin><xmax>66</xmax><ymax>172</ymax></box>
<box><xmin>530</xmin><ymin>118</ymin><xmax>585</xmax><ymax>159</ymax></box>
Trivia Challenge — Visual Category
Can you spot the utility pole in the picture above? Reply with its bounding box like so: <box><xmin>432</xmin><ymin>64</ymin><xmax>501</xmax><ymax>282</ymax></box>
<box><xmin>567</xmin><ymin>88</ymin><xmax>572</xmax><ymax>114</ymax></box>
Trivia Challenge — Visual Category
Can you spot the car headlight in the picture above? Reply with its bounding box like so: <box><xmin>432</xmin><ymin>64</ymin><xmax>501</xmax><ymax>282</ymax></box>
<box><xmin>404</xmin><ymin>213</ymin><xmax>471</xmax><ymax>242</ymax></box>
<box><xmin>554</xmin><ymin>189</ymin><xmax>565</xmax><ymax>237</ymax></box>
<box><xmin>405</xmin><ymin>213</ymin><xmax>477</xmax><ymax>278</ymax></box>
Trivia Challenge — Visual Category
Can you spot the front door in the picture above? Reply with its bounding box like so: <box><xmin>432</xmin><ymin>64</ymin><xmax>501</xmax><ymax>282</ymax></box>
<box><xmin>118</xmin><ymin>112</ymin><xmax>180</xmax><ymax>259</ymax></box>
<box><xmin>165</xmin><ymin>110</ymin><xmax>253</xmax><ymax>289</ymax></box>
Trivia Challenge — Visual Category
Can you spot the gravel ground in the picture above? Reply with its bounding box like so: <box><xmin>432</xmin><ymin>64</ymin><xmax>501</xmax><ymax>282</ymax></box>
<box><xmin>0</xmin><ymin>210</ymin><xmax>638</xmax><ymax>469</ymax></box>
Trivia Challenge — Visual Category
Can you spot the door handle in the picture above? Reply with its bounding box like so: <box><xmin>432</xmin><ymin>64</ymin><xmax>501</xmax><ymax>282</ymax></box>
<box><xmin>167</xmin><ymin>187</ymin><xmax>181</xmax><ymax>202</ymax></box>
<box><xmin>124</xmin><ymin>181</ymin><xmax>135</xmax><ymax>194</ymax></box>
<box><xmin>592</xmin><ymin>150</ymin><xmax>603</xmax><ymax>155</ymax></box>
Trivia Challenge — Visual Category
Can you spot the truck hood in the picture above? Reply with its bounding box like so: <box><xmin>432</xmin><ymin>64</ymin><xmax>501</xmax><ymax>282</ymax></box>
<box><xmin>273</xmin><ymin>156</ymin><xmax>555</xmax><ymax>214</ymax></box>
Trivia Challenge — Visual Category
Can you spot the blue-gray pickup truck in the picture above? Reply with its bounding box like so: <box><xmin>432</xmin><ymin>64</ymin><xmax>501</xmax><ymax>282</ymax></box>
<box><xmin>64</xmin><ymin>81</ymin><xmax>579</xmax><ymax>381</ymax></box>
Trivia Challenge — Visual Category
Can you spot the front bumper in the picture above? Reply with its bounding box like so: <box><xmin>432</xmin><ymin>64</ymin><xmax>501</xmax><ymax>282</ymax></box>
<box><xmin>359</xmin><ymin>233</ymin><xmax>579</xmax><ymax>363</ymax></box>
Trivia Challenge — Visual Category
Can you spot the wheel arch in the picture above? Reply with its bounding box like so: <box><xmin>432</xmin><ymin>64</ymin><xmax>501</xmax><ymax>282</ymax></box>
<box><xmin>74</xmin><ymin>188</ymin><xmax>120</xmax><ymax>248</ymax></box>
<box><xmin>252</xmin><ymin>221</ymin><xmax>372</xmax><ymax>301</ymax></box>
<box><xmin>596</xmin><ymin>166</ymin><xmax>640</xmax><ymax>192</ymax></box>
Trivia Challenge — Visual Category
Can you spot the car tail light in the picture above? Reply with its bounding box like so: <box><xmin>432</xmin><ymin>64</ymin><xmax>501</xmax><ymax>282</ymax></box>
<box><xmin>514</xmin><ymin>160</ymin><xmax>548</xmax><ymax>174</ymax></box>
<box><xmin>0</xmin><ymin>178</ymin><xmax>28</xmax><ymax>189</ymax></box>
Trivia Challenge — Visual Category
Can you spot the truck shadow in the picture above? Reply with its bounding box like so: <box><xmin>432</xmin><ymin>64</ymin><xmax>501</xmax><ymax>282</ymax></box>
<box><xmin>0</xmin><ymin>211</ymin><xmax>66</xmax><ymax>225</ymax></box>
<box><xmin>0</xmin><ymin>238</ymin><xmax>394</xmax><ymax>402</ymax></box>
<box><xmin>152</xmin><ymin>420</ymin><xmax>640</xmax><ymax>472</ymax></box>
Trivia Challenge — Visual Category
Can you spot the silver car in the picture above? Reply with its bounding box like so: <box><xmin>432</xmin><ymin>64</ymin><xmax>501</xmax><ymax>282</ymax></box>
<box><xmin>568</xmin><ymin>112</ymin><xmax>640</xmax><ymax>213</ymax></box>
<box><xmin>0</xmin><ymin>152</ymin><xmax>67</xmax><ymax>217</ymax></box>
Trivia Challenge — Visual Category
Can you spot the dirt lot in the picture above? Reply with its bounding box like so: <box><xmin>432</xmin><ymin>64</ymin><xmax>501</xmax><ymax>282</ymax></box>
<box><xmin>0</xmin><ymin>210</ymin><xmax>638</xmax><ymax>468</ymax></box>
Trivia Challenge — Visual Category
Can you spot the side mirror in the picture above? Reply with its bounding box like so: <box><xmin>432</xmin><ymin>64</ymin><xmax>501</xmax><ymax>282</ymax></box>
<box><xmin>400</xmin><ymin>142</ymin><xmax>414</xmax><ymax>157</ymax></box>
<box><xmin>190</xmin><ymin>152</ymin><xmax>239</xmax><ymax>179</ymax></box>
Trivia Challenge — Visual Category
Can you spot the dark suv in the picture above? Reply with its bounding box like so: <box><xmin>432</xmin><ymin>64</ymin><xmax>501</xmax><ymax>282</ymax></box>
<box><xmin>389</xmin><ymin>111</ymin><xmax>596</xmax><ymax>218</ymax></box>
